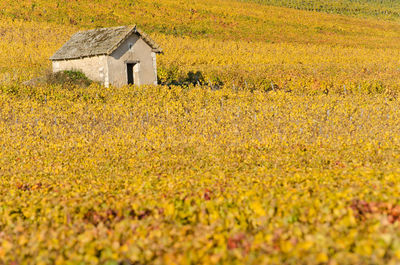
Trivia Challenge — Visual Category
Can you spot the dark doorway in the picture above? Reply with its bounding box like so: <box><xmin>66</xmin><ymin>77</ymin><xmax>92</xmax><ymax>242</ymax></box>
<box><xmin>127</xmin><ymin>63</ymin><xmax>135</xmax><ymax>85</ymax></box>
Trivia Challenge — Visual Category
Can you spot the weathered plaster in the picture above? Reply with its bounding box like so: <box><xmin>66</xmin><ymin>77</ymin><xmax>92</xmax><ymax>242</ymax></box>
<box><xmin>52</xmin><ymin>55</ymin><xmax>108</xmax><ymax>85</ymax></box>
<box><xmin>108</xmin><ymin>34</ymin><xmax>157</xmax><ymax>87</ymax></box>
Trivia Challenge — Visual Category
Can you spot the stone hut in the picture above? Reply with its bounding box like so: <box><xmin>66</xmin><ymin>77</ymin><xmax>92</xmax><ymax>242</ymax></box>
<box><xmin>50</xmin><ymin>25</ymin><xmax>162</xmax><ymax>87</ymax></box>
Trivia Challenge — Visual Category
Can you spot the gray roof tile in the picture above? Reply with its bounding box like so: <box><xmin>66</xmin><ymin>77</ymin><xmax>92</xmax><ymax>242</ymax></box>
<box><xmin>50</xmin><ymin>25</ymin><xmax>162</xmax><ymax>60</ymax></box>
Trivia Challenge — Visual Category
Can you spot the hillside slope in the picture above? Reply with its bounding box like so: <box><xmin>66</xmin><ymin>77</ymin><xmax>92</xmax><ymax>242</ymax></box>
<box><xmin>1</xmin><ymin>0</ymin><xmax>400</xmax><ymax>92</ymax></box>
<box><xmin>243</xmin><ymin>0</ymin><xmax>400</xmax><ymax>21</ymax></box>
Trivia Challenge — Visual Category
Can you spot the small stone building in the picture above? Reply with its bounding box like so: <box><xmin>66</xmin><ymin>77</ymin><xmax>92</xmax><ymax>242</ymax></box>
<box><xmin>50</xmin><ymin>25</ymin><xmax>162</xmax><ymax>87</ymax></box>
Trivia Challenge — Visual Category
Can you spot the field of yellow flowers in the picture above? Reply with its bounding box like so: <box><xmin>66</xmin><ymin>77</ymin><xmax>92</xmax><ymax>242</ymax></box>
<box><xmin>2</xmin><ymin>0</ymin><xmax>400</xmax><ymax>264</ymax></box>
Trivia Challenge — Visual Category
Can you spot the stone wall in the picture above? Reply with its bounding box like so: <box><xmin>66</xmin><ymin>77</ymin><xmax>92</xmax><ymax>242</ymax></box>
<box><xmin>52</xmin><ymin>55</ymin><xmax>108</xmax><ymax>86</ymax></box>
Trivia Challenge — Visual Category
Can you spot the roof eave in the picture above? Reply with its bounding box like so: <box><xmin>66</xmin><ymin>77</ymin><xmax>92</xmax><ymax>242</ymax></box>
<box><xmin>50</xmin><ymin>53</ymin><xmax>108</xmax><ymax>61</ymax></box>
<box><xmin>152</xmin><ymin>49</ymin><xmax>163</xmax><ymax>54</ymax></box>
<box><xmin>107</xmin><ymin>25</ymin><xmax>163</xmax><ymax>56</ymax></box>
<box><xmin>106</xmin><ymin>25</ymin><xmax>137</xmax><ymax>56</ymax></box>
<box><xmin>135</xmin><ymin>27</ymin><xmax>163</xmax><ymax>53</ymax></box>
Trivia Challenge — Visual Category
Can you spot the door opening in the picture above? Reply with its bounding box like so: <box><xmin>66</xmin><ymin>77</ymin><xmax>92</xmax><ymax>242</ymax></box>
<box><xmin>127</xmin><ymin>63</ymin><xmax>135</xmax><ymax>85</ymax></box>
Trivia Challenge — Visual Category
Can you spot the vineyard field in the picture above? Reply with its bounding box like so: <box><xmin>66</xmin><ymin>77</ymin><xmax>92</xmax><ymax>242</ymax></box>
<box><xmin>1</xmin><ymin>0</ymin><xmax>400</xmax><ymax>264</ymax></box>
<box><xmin>243</xmin><ymin>0</ymin><xmax>400</xmax><ymax>21</ymax></box>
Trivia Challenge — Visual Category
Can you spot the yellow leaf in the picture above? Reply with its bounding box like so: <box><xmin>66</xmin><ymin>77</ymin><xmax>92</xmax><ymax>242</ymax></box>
<box><xmin>1</xmin><ymin>240</ymin><xmax>12</xmax><ymax>253</ymax></box>
<box><xmin>250</xmin><ymin>201</ymin><xmax>266</xmax><ymax>217</ymax></box>
<box><xmin>394</xmin><ymin>249</ymin><xmax>400</xmax><ymax>259</ymax></box>
<box><xmin>280</xmin><ymin>240</ymin><xmax>293</xmax><ymax>253</ymax></box>
<box><xmin>298</xmin><ymin>240</ymin><xmax>314</xmax><ymax>251</ymax></box>
<box><xmin>18</xmin><ymin>235</ymin><xmax>28</xmax><ymax>245</ymax></box>
<box><xmin>165</xmin><ymin>203</ymin><xmax>175</xmax><ymax>216</ymax></box>
<box><xmin>163</xmin><ymin>253</ymin><xmax>178</xmax><ymax>265</ymax></box>
<box><xmin>253</xmin><ymin>233</ymin><xmax>264</xmax><ymax>245</ymax></box>
<box><xmin>316</xmin><ymin>253</ymin><xmax>329</xmax><ymax>263</ymax></box>
<box><xmin>78</xmin><ymin>231</ymin><xmax>93</xmax><ymax>244</ymax></box>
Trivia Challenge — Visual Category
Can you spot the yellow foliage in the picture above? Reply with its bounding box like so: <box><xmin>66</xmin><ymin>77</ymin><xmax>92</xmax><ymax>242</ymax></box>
<box><xmin>2</xmin><ymin>0</ymin><xmax>400</xmax><ymax>264</ymax></box>
<box><xmin>250</xmin><ymin>201</ymin><xmax>266</xmax><ymax>217</ymax></box>
<box><xmin>316</xmin><ymin>253</ymin><xmax>329</xmax><ymax>263</ymax></box>
<box><xmin>0</xmin><ymin>85</ymin><xmax>398</xmax><ymax>264</ymax></box>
